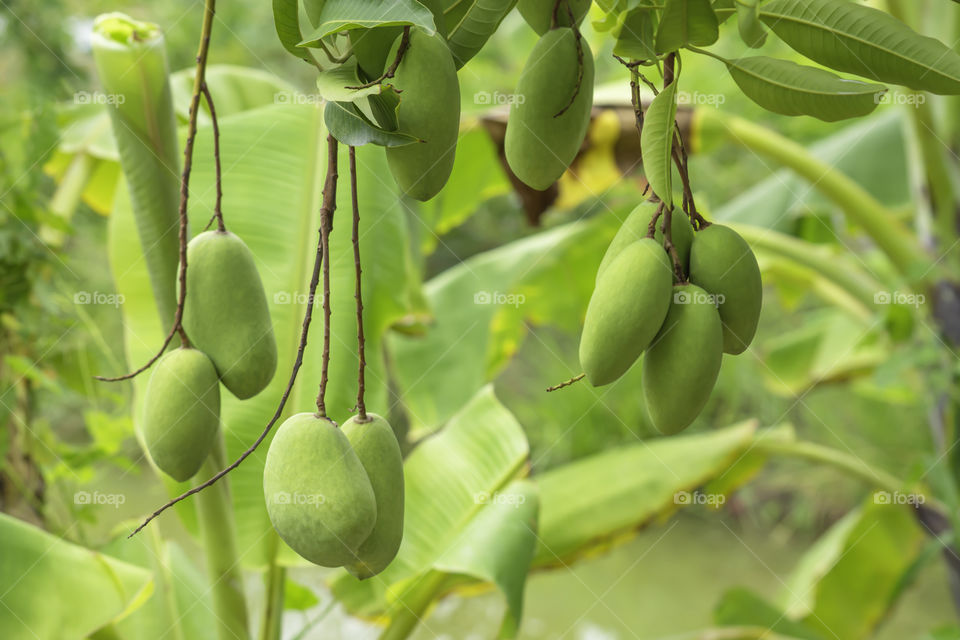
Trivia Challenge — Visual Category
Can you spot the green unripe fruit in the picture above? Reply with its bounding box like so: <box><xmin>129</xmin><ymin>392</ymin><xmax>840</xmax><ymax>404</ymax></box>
<box><xmin>142</xmin><ymin>348</ymin><xmax>220</xmax><ymax>482</ymax></box>
<box><xmin>350</xmin><ymin>26</ymin><xmax>403</xmax><ymax>79</ymax></box>
<box><xmin>505</xmin><ymin>28</ymin><xmax>595</xmax><ymax>191</ymax></box>
<box><xmin>579</xmin><ymin>238</ymin><xmax>673</xmax><ymax>386</ymax></box>
<box><xmin>642</xmin><ymin>285</ymin><xmax>723</xmax><ymax>435</ymax></box>
<box><xmin>341</xmin><ymin>413</ymin><xmax>405</xmax><ymax>579</ymax></box>
<box><xmin>688</xmin><ymin>224</ymin><xmax>763</xmax><ymax>355</ymax></box>
<box><xmin>385</xmin><ymin>29</ymin><xmax>460</xmax><ymax>201</ymax></box>
<box><xmin>518</xmin><ymin>0</ymin><xmax>591</xmax><ymax>35</ymax></box>
<box><xmin>597</xmin><ymin>203</ymin><xmax>694</xmax><ymax>280</ymax></box>
<box><xmin>263</xmin><ymin>413</ymin><xmax>377</xmax><ymax>567</ymax></box>
<box><xmin>182</xmin><ymin>230</ymin><xmax>278</xmax><ymax>399</ymax></box>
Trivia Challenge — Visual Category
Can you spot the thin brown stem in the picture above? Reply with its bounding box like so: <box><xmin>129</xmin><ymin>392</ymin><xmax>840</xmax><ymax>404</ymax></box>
<box><xmin>315</xmin><ymin>136</ymin><xmax>338</xmax><ymax>418</ymax></box>
<box><xmin>129</xmin><ymin>135</ymin><xmax>340</xmax><ymax>537</ymax></box>
<box><xmin>97</xmin><ymin>0</ymin><xmax>215</xmax><ymax>381</ymax></box>
<box><xmin>546</xmin><ymin>373</ymin><xmax>586</xmax><ymax>392</ymax></box>
<box><xmin>346</xmin><ymin>26</ymin><xmax>410</xmax><ymax>89</ymax></box>
<box><xmin>647</xmin><ymin>201</ymin><xmax>665</xmax><ymax>238</ymax></box>
<box><xmin>348</xmin><ymin>147</ymin><xmax>367</xmax><ymax>421</ymax></box>
<box><xmin>201</xmin><ymin>82</ymin><xmax>226</xmax><ymax>232</ymax></box>
<box><xmin>555</xmin><ymin>15</ymin><xmax>585</xmax><ymax>118</ymax></box>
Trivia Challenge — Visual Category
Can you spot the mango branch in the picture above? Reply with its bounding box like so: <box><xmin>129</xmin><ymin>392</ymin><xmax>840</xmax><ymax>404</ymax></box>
<box><xmin>201</xmin><ymin>82</ymin><xmax>226</xmax><ymax>232</ymax></box>
<box><xmin>348</xmin><ymin>147</ymin><xmax>367</xmax><ymax>420</ymax></box>
<box><xmin>129</xmin><ymin>134</ymin><xmax>340</xmax><ymax>537</ymax></box>
<box><xmin>95</xmin><ymin>1</ymin><xmax>220</xmax><ymax>381</ymax></box>
<box><xmin>315</xmin><ymin>141</ymin><xmax>337</xmax><ymax>418</ymax></box>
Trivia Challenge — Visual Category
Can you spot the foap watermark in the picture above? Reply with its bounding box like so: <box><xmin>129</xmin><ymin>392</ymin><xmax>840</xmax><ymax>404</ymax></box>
<box><xmin>271</xmin><ymin>491</ymin><xmax>326</xmax><ymax>507</ymax></box>
<box><xmin>75</xmin><ymin>491</ymin><xmax>126</xmax><ymax>508</ymax></box>
<box><xmin>674</xmin><ymin>289</ymin><xmax>724</xmax><ymax>306</ymax></box>
<box><xmin>874</xmin><ymin>290</ymin><xmax>925</xmax><ymax>308</ymax></box>
<box><xmin>273</xmin><ymin>291</ymin><xmax>318</xmax><ymax>305</ymax></box>
<box><xmin>274</xmin><ymin>91</ymin><xmax>322</xmax><ymax>105</ymax></box>
<box><xmin>474</xmin><ymin>290</ymin><xmax>525</xmax><ymax>308</ymax></box>
<box><xmin>874</xmin><ymin>490</ymin><xmax>925</xmax><ymax>506</ymax></box>
<box><xmin>74</xmin><ymin>90</ymin><xmax>125</xmax><ymax>105</ymax></box>
<box><xmin>474</xmin><ymin>490</ymin><xmax>526</xmax><ymax>507</ymax></box>
<box><xmin>474</xmin><ymin>90</ymin><xmax>525</xmax><ymax>106</ymax></box>
<box><xmin>74</xmin><ymin>291</ymin><xmax>125</xmax><ymax>308</ymax></box>
<box><xmin>874</xmin><ymin>91</ymin><xmax>926</xmax><ymax>106</ymax></box>
<box><xmin>676</xmin><ymin>90</ymin><xmax>726</xmax><ymax>107</ymax></box>
<box><xmin>674</xmin><ymin>490</ymin><xmax>726</xmax><ymax>507</ymax></box>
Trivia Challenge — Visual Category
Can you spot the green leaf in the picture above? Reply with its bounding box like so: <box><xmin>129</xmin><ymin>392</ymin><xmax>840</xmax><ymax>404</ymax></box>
<box><xmin>640</xmin><ymin>79</ymin><xmax>678</xmax><ymax>205</ymax></box>
<box><xmin>446</xmin><ymin>0</ymin><xmax>517</xmax><ymax>69</ymax></box>
<box><xmin>0</xmin><ymin>514</ymin><xmax>153</xmax><ymax>639</ymax></box>
<box><xmin>323</xmin><ymin>100</ymin><xmax>420</xmax><ymax>147</ymax></box>
<box><xmin>655</xmin><ymin>0</ymin><xmax>719</xmax><ymax>54</ymax></box>
<box><xmin>273</xmin><ymin>0</ymin><xmax>316</xmax><ymax>63</ymax></box>
<box><xmin>761</xmin><ymin>0</ymin><xmax>960</xmax><ymax>94</ymax></box>
<box><xmin>330</xmin><ymin>386</ymin><xmax>531</xmax><ymax>618</ymax></box>
<box><xmin>714</xmin><ymin>588</ymin><xmax>824</xmax><ymax>640</ymax></box>
<box><xmin>315</xmin><ymin>61</ymin><xmax>383</xmax><ymax>102</ymax></box>
<box><xmin>735</xmin><ymin>0</ymin><xmax>766</xmax><ymax>48</ymax></box>
<box><xmin>723</xmin><ymin>56</ymin><xmax>886</xmax><ymax>122</ymax></box>
<box><xmin>535</xmin><ymin>420</ymin><xmax>759</xmax><ymax>564</ymax></box>
<box><xmin>299</xmin><ymin>0</ymin><xmax>437</xmax><ymax>44</ymax></box>
<box><xmin>614</xmin><ymin>7</ymin><xmax>657</xmax><ymax>61</ymax></box>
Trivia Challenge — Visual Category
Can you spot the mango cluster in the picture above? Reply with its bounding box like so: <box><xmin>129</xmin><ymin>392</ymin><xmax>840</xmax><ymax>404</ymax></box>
<box><xmin>263</xmin><ymin>413</ymin><xmax>404</xmax><ymax>577</ymax></box>
<box><xmin>579</xmin><ymin>204</ymin><xmax>762</xmax><ymax>435</ymax></box>
<box><xmin>142</xmin><ymin>230</ymin><xmax>278</xmax><ymax>481</ymax></box>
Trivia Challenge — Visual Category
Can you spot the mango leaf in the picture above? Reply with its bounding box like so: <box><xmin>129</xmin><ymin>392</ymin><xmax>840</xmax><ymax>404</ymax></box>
<box><xmin>715</xmin><ymin>589</ymin><xmax>823</xmax><ymax>639</ymax></box>
<box><xmin>779</xmin><ymin>499</ymin><xmax>926</xmax><ymax>639</ymax></box>
<box><xmin>712</xmin><ymin>0</ymin><xmax>735</xmax><ymax>23</ymax></box>
<box><xmin>324</xmin><ymin>100</ymin><xmax>420</xmax><ymax>147</ymax></box>
<box><xmin>107</xmin><ymin>102</ymin><xmax>425</xmax><ymax>568</ymax></box>
<box><xmin>655</xmin><ymin>0</ymin><xmax>719</xmax><ymax>54</ymax></box>
<box><xmin>761</xmin><ymin>0</ymin><xmax>960</xmax><ymax>94</ymax></box>
<box><xmin>0</xmin><ymin>514</ymin><xmax>152</xmax><ymax>639</ymax></box>
<box><xmin>446</xmin><ymin>0</ymin><xmax>517</xmax><ymax>69</ymax></box>
<box><xmin>299</xmin><ymin>0</ymin><xmax>437</xmax><ymax>44</ymax></box>
<box><xmin>735</xmin><ymin>0</ymin><xmax>766</xmax><ymax>48</ymax></box>
<box><xmin>330</xmin><ymin>386</ymin><xmax>532</xmax><ymax>618</ymax></box>
<box><xmin>614</xmin><ymin>7</ymin><xmax>657</xmax><ymax>62</ymax></box>
<box><xmin>723</xmin><ymin>56</ymin><xmax>886</xmax><ymax>123</ymax></box>
<box><xmin>534</xmin><ymin>420</ymin><xmax>758</xmax><ymax>565</ymax></box>
<box><xmin>273</xmin><ymin>0</ymin><xmax>317</xmax><ymax>63</ymax></box>
<box><xmin>315</xmin><ymin>61</ymin><xmax>383</xmax><ymax>102</ymax></box>
<box><xmin>640</xmin><ymin>79</ymin><xmax>678</xmax><ymax>205</ymax></box>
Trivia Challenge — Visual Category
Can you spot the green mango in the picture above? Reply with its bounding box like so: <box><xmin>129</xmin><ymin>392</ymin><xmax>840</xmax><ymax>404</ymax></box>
<box><xmin>579</xmin><ymin>238</ymin><xmax>673</xmax><ymax>386</ymax></box>
<box><xmin>597</xmin><ymin>203</ymin><xmax>694</xmax><ymax>280</ymax></box>
<box><xmin>142</xmin><ymin>348</ymin><xmax>220</xmax><ymax>482</ymax></box>
<box><xmin>350</xmin><ymin>26</ymin><xmax>403</xmax><ymax>79</ymax></box>
<box><xmin>182</xmin><ymin>230</ymin><xmax>278</xmax><ymax>399</ymax></box>
<box><xmin>518</xmin><ymin>0</ymin><xmax>591</xmax><ymax>35</ymax></box>
<box><xmin>263</xmin><ymin>413</ymin><xmax>377</xmax><ymax>567</ymax></box>
<box><xmin>505</xmin><ymin>28</ymin><xmax>595</xmax><ymax>191</ymax></box>
<box><xmin>385</xmin><ymin>29</ymin><xmax>460</xmax><ymax>201</ymax></box>
<box><xmin>688</xmin><ymin>224</ymin><xmax>763</xmax><ymax>355</ymax></box>
<box><xmin>341</xmin><ymin>413</ymin><xmax>404</xmax><ymax>579</ymax></box>
<box><xmin>642</xmin><ymin>284</ymin><xmax>723</xmax><ymax>435</ymax></box>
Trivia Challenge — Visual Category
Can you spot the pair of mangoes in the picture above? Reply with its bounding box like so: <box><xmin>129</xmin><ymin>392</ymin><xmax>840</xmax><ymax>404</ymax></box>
<box><xmin>579</xmin><ymin>203</ymin><xmax>762</xmax><ymax>434</ymax></box>
<box><xmin>505</xmin><ymin>24</ymin><xmax>595</xmax><ymax>191</ymax></box>
<box><xmin>263</xmin><ymin>412</ymin><xmax>404</xmax><ymax>578</ymax></box>
<box><xmin>142</xmin><ymin>230</ymin><xmax>278</xmax><ymax>481</ymax></box>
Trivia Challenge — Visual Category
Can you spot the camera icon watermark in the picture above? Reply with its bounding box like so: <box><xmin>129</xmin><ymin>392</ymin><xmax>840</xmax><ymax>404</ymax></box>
<box><xmin>874</xmin><ymin>290</ymin><xmax>925</xmax><ymax>308</ymax></box>
<box><xmin>74</xmin><ymin>291</ymin><xmax>125</xmax><ymax>308</ymax></box>
<box><xmin>674</xmin><ymin>290</ymin><xmax>724</xmax><ymax>306</ymax></box>
<box><xmin>474</xmin><ymin>490</ymin><xmax>526</xmax><ymax>507</ymax></box>
<box><xmin>473</xmin><ymin>290</ymin><xmax>525</xmax><ymax>308</ymax></box>
<box><xmin>74</xmin><ymin>91</ymin><xmax>126</xmax><ymax>105</ymax></box>
<box><xmin>74</xmin><ymin>491</ymin><xmax>126</xmax><ymax>508</ymax></box>
<box><xmin>474</xmin><ymin>90</ymin><xmax>525</xmax><ymax>106</ymax></box>
<box><xmin>873</xmin><ymin>490</ymin><xmax>925</xmax><ymax>505</ymax></box>
<box><xmin>674</xmin><ymin>490</ymin><xmax>726</xmax><ymax>506</ymax></box>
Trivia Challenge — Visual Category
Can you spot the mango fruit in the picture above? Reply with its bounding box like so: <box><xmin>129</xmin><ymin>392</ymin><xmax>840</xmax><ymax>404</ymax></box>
<box><xmin>342</xmin><ymin>413</ymin><xmax>405</xmax><ymax>579</ymax></box>
<box><xmin>142</xmin><ymin>348</ymin><xmax>220</xmax><ymax>481</ymax></box>
<box><xmin>688</xmin><ymin>224</ymin><xmax>762</xmax><ymax>355</ymax></box>
<box><xmin>505</xmin><ymin>28</ymin><xmax>595</xmax><ymax>190</ymax></box>
<box><xmin>350</xmin><ymin>26</ymin><xmax>402</xmax><ymax>79</ymax></box>
<box><xmin>263</xmin><ymin>413</ymin><xmax>377</xmax><ymax>567</ymax></box>
<box><xmin>182</xmin><ymin>230</ymin><xmax>278</xmax><ymax>399</ymax></box>
<box><xmin>518</xmin><ymin>0</ymin><xmax>591</xmax><ymax>35</ymax></box>
<box><xmin>642</xmin><ymin>285</ymin><xmax>723</xmax><ymax>435</ymax></box>
<box><xmin>385</xmin><ymin>29</ymin><xmax>460</xmax><ymax>201</ymax></box>
<box><xmin>597</xmin><ymin>203</ymin><xmax>694</xmax><ymax>280</ymax></box>
<box><xmin>579</xmin><ymin>238</ymin><xmax>673</xmax><ymax>386</ymax></box>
